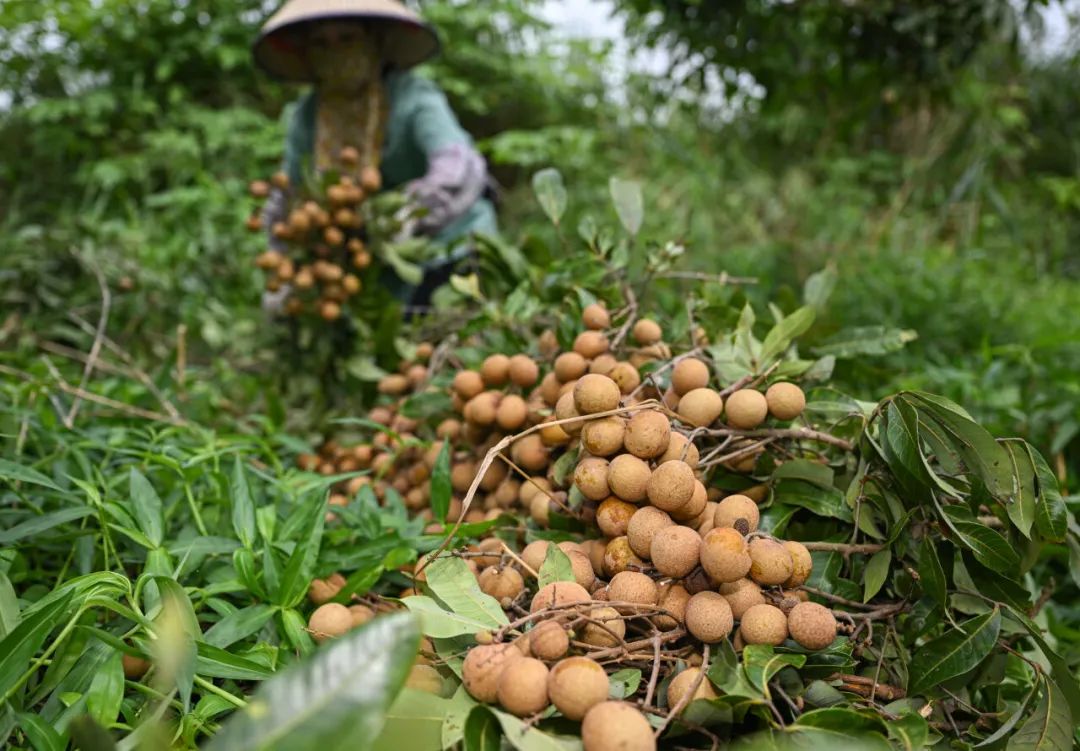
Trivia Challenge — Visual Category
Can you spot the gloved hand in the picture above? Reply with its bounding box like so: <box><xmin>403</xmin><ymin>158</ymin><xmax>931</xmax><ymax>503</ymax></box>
<box><xmin>262</xmin><ymin>284</ymin><xmax>292</xmax><ymax>317</ymax></box>
<box><xmin>404</xmin><ymin>143</ymin><xmax>488</xmax><ymax>237</ymax></box>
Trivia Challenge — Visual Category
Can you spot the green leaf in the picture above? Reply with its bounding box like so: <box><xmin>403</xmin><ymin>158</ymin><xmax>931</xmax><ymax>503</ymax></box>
<box><xmin>278</xmin><ymin>495</ymin><xmax>326</xmax><ymax>608</ymax></box>
<box><xmin>85</xmin><ymin>651</ymin><xmax>124</xmax><ymax>727</ymax></box>
<box><xmin>1001</xmin><ymin>605</ymin><xmax>1080</xmax><ymax>718</ymax></box>
<box><xmin>423</xmin><ymin>557</ymin><xmax>508</xmax><ymax>629</ymax></box>
<box><xmin>491</xmin><ymin>707</ymin><xmax>584</xmax><ymax>751</ymax></box>
<box><xmin>940</xmin><ymin>505</ymin><xmax>1019</xmax><ymax>573</ymax></box>
<box><xmin>862</xmin><ymin>548</ymin><xmax>892</xmax><ymax>602</ymax></box>
<box><xmin>1002</xmin><ymin>441</ymin><xmax>1037</xmax><ymax>538</ymax></box>
<box><xmin>771</xmin><ymin>460</ymin><xmax>834</xmax><ymax>488</ymax></box>
<box><xmin>918</xmin><ymin>538</ymin><xmax>947</xmax><ymax>606</ymax></box>
<box><xmin>430</xmin><ymin>442</ymin><xmax>451</xmax><ymax>524</ymax></box>
<box><xmin>195</xmin><ymin>643</ymin><xmax>275</xmax><ymax>681</ymax></box>
<box><xmin>231</xmin><ymin>457</ymin><xmax>257</xmax><ymax>549</ymax></box>
<box><xmin>803</xmin><ymin>265</ymin><xmax>837</xmax><ymax>310</ymax></box>
<box><xmin>128</xmin><ymin>468</ymin><xmax>164</xmax><ymax>548</ymax></box>
<box><xmin>608</xmin><ymin>668</ymin><xmax>642</xmax><ymax>699</ymax></box>
<box><xmin>67</xmin><ymin>714</ymin><xmax>117</xmax><ymax>751</ymax></box>
<box><xmin>1029</xmin><ymin>447</ymin><xmax>1066</xmax><ymax>541</ymax></box>
<box><xmin>373</xmin><ymin>687</ymin><xmax>454</xmax><ymax>751</ymax></box>
<box><xmin>532</xmin><ymin>168</ymin><xmax>567</xmax><ymax>226</ymax></box>
<box><xmin>773</xmin><ymin>480</ymin><xmax>851</xmax><ymax>522</ymax></box>
<box><xmin>886</xmin><ymin>712</ymin><xmax>930</xmax><ymax>751</ymax></box>
<box><xmin>464</xmin><ymin>706</ymin><xmax>502</xmax><ymax>751</ymax></box>
<box><xmin>0</xmin><ymin>507</ymin><xmax>94</xmax><ymax>546</ymax></box>
<box><xmin>403</xmin><ymin>595</ymin><xmax>499</xmax><ymax>638</ymax></box>
<box><xmin>759</xmin><ymin>306</ymin><xmax>816</xmax><ymax>366</ymax></box>
<box><xmin>608</xmin><ymin>177</ymin><xmax>643</xmax><ymax>236</ymax></box>
<box><xmin>742</xmin><ymin>645</ymin><xmax>806</xmax><ymax>693</ymax></box>
<box><xmin>16</xmin><ymin>711</ymin><xmax>64</xmax><ymax>751</ymax></box>
<box><xmin>909</xmin><ymin>606</ymin><xmax>1001</xmax><ymax>696</ymax></box>
<box><xmin>206</xmin><ymin>611</ymin><xmax>419</xmax><ymax>751</ymax></box>
<box><xmin>0</xmin><ymin>590</ymin><xmax>74</xmax><ymax>701</ymax></box>
<box><xmin>0</xmin><ymin>572</ymin><xmax>18</xmax><ymax>639</ymax></box>
<box><xmin>795</xmin><ymin>707</ymin><xmax>888</xmax><ymax>735</ymax></box>
<box><xmin>538</xmin><ymin>545</ymin><xmax>575</xmax><ymax>588</ymax></box>
<box><xmin>0</xmin><ymin>458</ymin><xmax>62</xmax><ymax>491</ymax></box>
<box><xmin>811</xmin><ymin>326</ymin><xmax>917</xmax><ymax>359</ymax></box>
<box><xmin>975</xmin><ymin>680</ymin><xmax>1038</xmax><ymax>748</ymax></box>
<box><xmin>153</xmin><ymin>577</ymin><xmax>199</xmax><ymax>711</ymax></box>
<box><xmin>203</xmin><ymin>604</ymin><xmax>276</xmax><ymax>649</ymax></box>
<box><xmin>1008</xmin><ymin>676</ymin><xmax>1073</xmax><ymax>751</ymax></box>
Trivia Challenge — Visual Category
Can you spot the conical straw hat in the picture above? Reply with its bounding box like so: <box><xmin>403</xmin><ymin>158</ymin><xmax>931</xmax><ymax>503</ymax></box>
<box><xmin>254</xmin><ymin>0</ymin><xmax>439</xmax><ymax>81</ymax></box>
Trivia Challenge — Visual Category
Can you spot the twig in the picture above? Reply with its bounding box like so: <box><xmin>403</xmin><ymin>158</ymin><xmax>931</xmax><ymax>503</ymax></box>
<box><xmin>718</xmin><ymin>361</ymin><xmax>781</xmax><ymax>399</ymax></box>
<box><xmin>797</xmin><ymin>586</ymin><xmax>881</xmax><ymax>611</ymax></box>
<box><xmin>609</xmin><ymin>283</ymin><xmax>639</xmax><ymax>351</ymax></box>
<box><xmin>176</xmin><ymin>324</ymin><xmax>187</xmax><ymax>391</ymax></box>
<box><xmin>801</xmin><ymin>541</ymin><xmax>885</xmax><ymax>555</ymax></box>
<box><xmin>498</xmin><ymin>541</ymin><xmax>539</xmax><ymax>579</ymax></box>
<box><xmin>654</xmin><ymin>643</ymin><xmax>710</xmax><ymax>738</ymax></box>
<box><xmin>627</xmin><ymin>347</ymin><xmax>703</xmax><ymax>400</ymax></box>
<box><xmin>698</xmin><ymin>437</ymin><xmax>776</xmax><ymax>469</ymax></box>
<box><xmin>65</xmin><ymin>262</ymin><xmax>111</xmax><ymax>427</ymax></box>
<box><xmin>642</xmin><ymin>635</ymin><xmax>663</xmax><ymax>708</ymax></box>
<box><xmin>40</xmin><ymin>358</ymin><xmax>181</xmax><ymax>425</ymax></box>
<box><xmin>655</xmin><ymin>270</ymin><xmax>757</xmax><ymax>285</ymax></box>
<box><xmin>829</xmin><ymin>673</ymin><xmax>906</xmax><ymax>701</ymax></box>
<box><xmin>700</xmin><ymin>426</ymin><xmax>854</xmax><ymax>451</ymax></box>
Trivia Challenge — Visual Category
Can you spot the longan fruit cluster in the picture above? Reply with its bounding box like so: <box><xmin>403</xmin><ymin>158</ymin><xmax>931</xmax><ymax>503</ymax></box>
<box><xmin>247</xmin><ymin>147</ymin><xmax>380</xmax><ymax>321</ymax></box>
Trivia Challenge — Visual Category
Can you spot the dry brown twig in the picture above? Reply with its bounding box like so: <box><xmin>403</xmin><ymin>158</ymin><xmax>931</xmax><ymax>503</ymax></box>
<box><xmin>65</xmin><ymin>262</ymin><xmax>111</xmax><ymax>427</ymax></box>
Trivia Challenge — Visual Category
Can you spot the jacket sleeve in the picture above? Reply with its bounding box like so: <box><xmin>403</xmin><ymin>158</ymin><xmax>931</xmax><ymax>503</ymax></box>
<box><xmin>405</xmin><ymin>83</ymin><xmax>489</xmax><ymax>236</ymax></box>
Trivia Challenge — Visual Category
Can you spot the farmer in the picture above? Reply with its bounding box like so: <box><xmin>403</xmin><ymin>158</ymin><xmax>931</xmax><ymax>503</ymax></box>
<box><xmin>253</xmin><ymin>0</ymin><xmax>497</xmax><ymax>309</ymax></box>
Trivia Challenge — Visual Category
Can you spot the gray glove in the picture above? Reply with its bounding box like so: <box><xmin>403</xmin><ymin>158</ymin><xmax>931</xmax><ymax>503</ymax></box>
<box><xmin>405</xmin><ymin>143</ymin><xmax>488</xmax><ymax>236</ymax></box>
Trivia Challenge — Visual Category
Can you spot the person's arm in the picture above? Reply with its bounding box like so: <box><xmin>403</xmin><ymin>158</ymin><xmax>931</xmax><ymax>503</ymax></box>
<box><xmin>405</xmin><ymin>81</ymin><xmax>489</xmax><ymax>236</ymax></box>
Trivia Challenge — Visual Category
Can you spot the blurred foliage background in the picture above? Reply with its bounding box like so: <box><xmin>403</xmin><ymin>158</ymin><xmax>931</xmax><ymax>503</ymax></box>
<box><xmin>1</xmin><ymin>0</ymin><xmax>1078</xmax><ymax>479</ymax></box>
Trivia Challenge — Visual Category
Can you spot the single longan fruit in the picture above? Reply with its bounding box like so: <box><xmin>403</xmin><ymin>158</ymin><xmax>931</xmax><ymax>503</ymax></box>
<box><xmin>602</xmin><ymin>536</ymin><xmax>644</xmax><ymax>577</ymax></box>
<box><xmin>463</xmin><ymin>642</ymin><xmax>523</xmax><ymax>703</ymax></box>
<box><xmin>359</xmin><ymin>165</ymin><xmax>382</xmax><ymax>192</ymax></box>
<box><xmin>783</xmin><ymin>541</ymin><xmax>813</xmax><ymax>588</ymax></box>
<box><xmin>748</xmin><ymin>538</ymin><xmax>794</xmax><ymax>586</ymax></box>
<box><xmin>582</xmin><ymin>417</ymin><xmax>625</xmax><ymax>456</ymax></box>
<box><xmin>349</xmin><ymin>604</ymin><xmax>375</xmax><ymax>628</ymax></box>
<box><xmin>684</xmin><ymin>591</ymin><xmax>734</xmax><ymax>643</ymax></box>
<box><xmin>548</xmin><ymin>657</ymin><xmax>609</xmax><ymax>721</ymax></box>
<box><xmin>677</xmin><ymin>388</ymin><xmax>724</xmax><ymax>428</ymax></box>
<box><xmin>626</xmin><ymin>506</ymin><xmax>674</xmax><ymax>559</ymax></box>
<box><xmin>575</xmin><ymin>457</ymin><xmax>611</xmax><ymax>501</ymax></box>
<box><xmin>700</xmin><ymin>527</ymin><xmax>752</xmax><ymax>584</ymax></box>
<box><xmin>719</xmin><ymin>578</ymin><xmax>766</xmax><ymax>619</ymax></box>
<box><xmin>530</xmin><ymin>494</ymin><xmax>552</xmax><ymax>527</ymax></box>
<box><xmin>574</xmin><ymin>374</ymin><xmax>621</xmax><ymax>415</ymax></box>
<box><xmin>122</xmin><ymin>654</ymin><xmax>151</xmax><ymax>679</ymax></box>
<box><xmin>497</xmin><ymin>657</ymin><xmax>550</xmax><ymax>716</ymax></box>
<box><xmin>496</xmin><ymin>394</ymin><xmax>528</xmax><ymax>431</ymax></box>
<box><xmin>671</xmin><ymin>358</ymin><xmax>710</xmax><ymax>396</ymax></box>
<box><xmin>249</xmin><ymin>179</ymin><xmax>271</xmax><ymax>198</ymax></box>
<box><xmin>597</xmin><ymin>497</ymin><xmax>638</xmax><ymax>538</ymax></box>
<box><xmin>581</xmin><ymin>605</ymin><xmax>626</xmax><ymax>647</ymax></box>
<box><xmin>670</xmin><ymin>479</ymin><xmax>707</xmax><ymax>523</ymax></box>
<box><xmin>270</xmin><ymin>170</ymin><xmax>289</xmax><ymax>189</ymax></box>
<box><xmin>654</xmin><ymin>583</ymin><xmax>690</xmax><ymax>631</ymax></box>
<box><xmin>378</xmin><ymin>373</ymin><xmax>409</xmax><ymax>396</ymax></box>
<box><xmin>631</xmin><ymin>319</ymin><xmax>662</xmax><ymax>345</ymax></box>
<box><xmin>530</xmin><ymin>581</ymin><xmax>591</xmax><ymax>613</ymax></box>
<box><xmin>776</xmin><ymin>588</ymin><xmax>811</xmax><ymax>614</ymax></box>
<box><xmin>740</xmin><ymin>603</ymin><xmax>789</xmax><ymax>646</ymax></box>
<box><xmin>608</xmin><ymin>361</ymin><xmax>641</xmax><ymax>394</ymax></box>
<box><xmin>528</xmin><ymin>621</ymin><xmax>570</xmax><ymax>661</ymax></box>
<box><xmin>713</xmin><ymin>494</ymin><xmax>761</xmax><ymax>534</ymax></box>
<box><xmin>766</xmin><ymin>382</ymin><xmax>806</xmax><ymax>421</ymax></box>
<box><xmin>608</xmin><ymin>571</ymin><xmax>658</xmax><ymax>612</ymax></box>
<box><xmin>590</xmin><ymin>353</ymin><xmax>618</xmax><ymax>375</ymax></box>
<box><xmin>658</xmin><ymin>432</ymin><xmax>700</xmax><ymax>469</ymax></box>
<box><xmin>519</xmin><ymin>477</ymin><xmax>553</xmax><ymax>508</ymax></box>
<box><xmin>646</xmin><ymin>460</ymin><xmax>695</xmax><ymax>513</ymax></box>
<box><xmin>581</xmin><ymin>539</ymin><xmax>607</xmax><ymax>576</ymax></box>
<box><xmin>554</xmin><ymin>352</ymin><xmax>588</xmax><ymax>382</ymax></box>
<box><xmin>464</xmin><ymin>391</ymin><xmax>500</xmax><ymax>426</ymax></box>
<box><xmin>453</xmin><ymin>370</ymin><xmax>485</xmax><ymax>400</ymax></box>
<box><xmin>788</xmin><ymin>602</ymin><xmax>838</xmax><ymax>650</ymax></box>
<box><xmin>725</xmin><ymin>389</ymin><xmax>768</xmax><ymax>429</ymax></box>
<box><xmin>450</xmin><ymin>461</ymin><xmax>476</xmax><ymax>494</ymax></box>
<box><xmin>540</xmin><ymin>418</ymin><xmax>572</xmax><ymax>447</ymax></box>
<box><xmin>319</xmin><ymin>300</ymin><xmax>341</xmax><ymax>321</ymax></box>
<box><xmin>539</xmin><ymin>372</ymin><xmax>562</xmax><ymax>407</ymax></box>
<box><xmin>582</xmin><ymin>303</ymin><xmax>610</xmax><ymax>330</ymax></box>
<box><xmin>309</xmin><ymin>603</ymin><xmax>352</xmax><ymax>642</ymax></box>
<box><xmin>623</xmin><ymin>410</ymin><xmax>671</xmax><ymax>459</ymax></box>
<box><xmin>511</xmin><ymin>433</ymin><xmax>549</xmax><ymax>473</ymax></box>
<box><xmin>479</xmin><ymin>566</ymin><xmax>525</xmax><ymax>601</ymax></box>
<box><xmin>574</xmin><ymin>331</ymin><xmax>610</xmax><ymax>360</ymax></box>
<box><xmin>667</xmin><ymin>667</ymin><xmax>718</xmax><ymax>712</ymax></box>
<box><xmin>507</xmin><ymin>354</ymin><xmax>539</xmax><ymax>387</ymax></box>
<box><xmin>608</xmin><ymin>454</ymin><xmax>651</xmax><ymax>503</ymax></box>
<box><xmin>582</xmin><ymin>701</ymin><xmax>656</xmax><ymax>751</ymax></box>
<box><xmin>480</xmin><ymin>354</ymin><xmax>510</xmax><ymax>386</ymax></box>
<box><xmin>308</xmin><ymin>572</ymin><xmax>345</xmax><ymax>605</ymax></box>
<box><xmin>568</xmin><ymin>550</ymin><xmax>597</xmax><ymax>589</ymax></box>
<box><xmin>650</xmin><ymin>525</ymin><xmax>701</xmax><ymax>578</ymax></box>
<box><xmin>520</xmin><ymin>540</ymin><xmax>551</xmax><ymax>574</ymax></box>
<box><xmin>555</xmin><ymin>391</ymin><xmax>586</xmax><ymax>436</ymax></box>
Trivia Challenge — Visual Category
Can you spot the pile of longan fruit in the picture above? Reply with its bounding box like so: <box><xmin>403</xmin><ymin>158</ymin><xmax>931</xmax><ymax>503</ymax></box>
<box><xmin>246</xmin><ymin>146</ymin><xmax>381</xmax><ymax>321</ymax></box>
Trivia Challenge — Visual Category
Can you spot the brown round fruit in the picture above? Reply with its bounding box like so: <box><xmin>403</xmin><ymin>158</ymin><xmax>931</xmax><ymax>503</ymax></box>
<box><xmin>657</xmin><ymin>432</ymin><xmax>700</xmax><ymax>469</ymax></box>
<box><xmin>699</xmin><ymin>527</ymin><xmax>752</xmax><ymax>584</ymax></box>
<box><xmin>574</xmin><ymin>331</ymin><xmax>609</xmax><ymax>359</ymax></box>
<box><xmin>495</xmin><ymin>394</ymin><xmax>529</xmax><ymax>432</ymax></box>
<box><xmin>631</xmin><ymin>319</ymin><xmax>662</xmax><ymax>345</ymax></box>
<box><xmin>554</xmin><ymin>352</ymin><xmax>588</xmax><ymax>382</ymax></box>
<box><xmin>740</xmin><ymin>603</ymin><xmax>789</xmax><ymax>646</ymax></box>
<box><xmin>581</xmin><ymin>417</ymin><xmax>626</xmax><ymax>456</ymax></box>
<box><xmin>788</xmin><ymin>601</ymin><xmax>838</xmax><ymax>650</ymax></box>
<box><xmin>748</xmin><ymin>538</ymin><xmax>794</xmax><ymax>586</ymax></box>
<box><xmin>582</xmin><ymin>303</ymin><xmax>611</xmax><ymax>330</ymax></box>
<box><xmin>607</xmin><ymin>454</ymin><xmax>651</xmax><ymax>503</ymax></box>
<box><xmin>783</xmin><ymin>541</ymin><xmax>813</xmax><ymax>588</ymax></box>
<box><xmin>719</xmin><ymin>578</ymin><xmax>766</xmax><ymax>619</ymax></box>
<box><xmin>507</xmin><ymin>354</ymin><xmax>539</xmax><ymax>387</ymax></box>
<box><xmin>607</xmin><ymin>571</ymin><xmax>658</xmax><ymax>612</ymax></box>
<box><xmin>646</xmin><ymin>460</ymin><xmax>695</xmax><ymax>513</ymax></box>
<box><xmin>623</xmin><ymin>410</ymin><xmax>671</xmax><ymax>459</ymax></box>
<box><xmin>462</xmin><ymin>642</ymin><xmax>523</xmax><ymax>703</ymax></box>
<box><xmin>667</xmin><ymin>667</ymin><xmax>718</xmax><ymax>712</ymax></box>
<box><xmin>478</xmin><ymin>566</ymin><xmax>525</xmax><ymax>601</ymax></box>
<box><xmin>626</xmin><ymin>506</ymin><xmax>674</xmax><ymax>559</ymax></box>
<box><xmin>122</xmin><ymin>654</ymin><xmax>151</xmax><ymax>679</ymax></box>
<box><xmin>580</xmin><ymin>605</ymin><xmax>626</xmax><ymax>647</ymax></box>
<box><xmin>349</xmin><ymin>604</ymin><xmax>375</xmax><ymax>628</ymax></box>
<box><xmin>677</xmin><ymin>388</ymin><xmax>724</xmax><ymax>428</ymax></box>
<box><xmin>568</xmin><ymin>550</ymin><xmax>597</xmax><ymax>590</ymax></box>
<box><xmin>597</xmin><ymin>497</ymin><xmax>638</xmax><ymax>538</ymax></box>
<box><xmin>671</xmin><ymin>358</ymin><xmax>710</xmax><ymax>396</ymax></box>
<box><xmin>497</xmin><ymin>657</ymin><xmax>550</xmax><ymax>716</ymax></box>
<box><xmin>654</xmin><ymin>583</ymin><xmax>691</xmax><ymax>631</ymax></box>
<box><xmin>574</xmin><ymin>374</ymin><xmax>621</xmax><ymax>415</ymax></box>
<box><xmin>453</xmin><ymin>370</ymin><xmax>485</xmax><ymax>400</ymax></box>
<box><xmin>309</xmin><ymin>603</ymin><xmax>352</xmax><ymax>642</ymax></box>
<box><xmin>521</xmin><ymin>540</ymin><xmax>551</xmax><ymax>574</ymax></box>
<box><xmin>684</xmin><ymin>591</ymin><xmax>734</xmax><ymax>643</ymax></box>
<box><xmin>608</xmin><ymin>361</ymin><xmax>641</xmax><ymax>394</ymax></box>
<box><xmin>602</xmin><ymin>536</ymin><xmax>644</xmax><ymax>577</ymax></box>
<box><xmin>480</xmin><ymin>354</ymin><xmax>510</xmax><ymax>386</ymax></box>
<box><xmin>713</xmin><ymin>494</ymin><xmax>761</xmax><ymax>534</ymax></box>
<box><xmin>582</xmin><ymin>701</ymin><xmax>656</xmax><ymax>751</ymax></box>
<box><xmin>555</xmin><ymin>391</ymin><xmax>586</xmax><ymax>436</ymax></box>
<box><xmin>548</xmin><ymin>657</ymin><xmax>609</xmax><ymax>721</ymax></box>
<box><xmin>670</xmin><ymin>479</ymin><xmax>707</xmax><ymax>522</ymax></box>
<box><xmin>530</xmin><ymin>581</ymin><xmax>591</xmax><ymax>613</ymax></box>
<box><xmin>649</xmin><ymin>525</ymin><xmax>701</xmax><ymax>578</ymax></box>
<box><xmin>766</xmin><ymin>382</ymin><xmax>806</xmax><ymax>421</ymax></box>
<box><xmin>528</xmin><ymin>621</ymin><xmax>570</xmax><ymax>661</ymax></box>
<box><xmin>725</xmin><ymin>389</ymin><xmax>768</xmax><ymax>429</ymax></box>
<box><xmin>574</xmin><ymin>457</ymin><xmax>611</xmax><ymax>501</ymax></box>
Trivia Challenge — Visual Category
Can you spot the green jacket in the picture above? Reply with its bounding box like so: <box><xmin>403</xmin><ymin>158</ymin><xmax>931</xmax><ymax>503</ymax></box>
<box><xmin>282</xmin><ymin>71</ymin><xmax>497</xmax><ymax>246</ymax></box>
